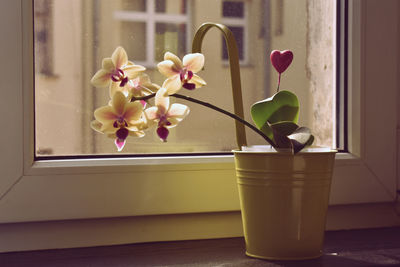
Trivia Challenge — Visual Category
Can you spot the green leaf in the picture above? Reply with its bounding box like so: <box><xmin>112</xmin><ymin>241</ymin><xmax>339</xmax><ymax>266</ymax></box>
<box><xmin>269</xmin><ymin>121</ymin><xmax>298</xmax><ymax>149</ymax></box>
<box><xmin>269</xmin><ymin>123</ymin><xmax>314</xmax><ymax>154</ymax></box>
<box><xmin>269</xmin><ymin>121</ymin><xmax>298</xmax><ymax>136</ymax></box>
<box><xmin>287</xmin><ymin>127</ymin><xmax>314</xmax><ymax>154</ymax></box>
<box><xmin>251</xmin><ymin>90</ymin><xmax>299</xmax><ymax>139</ymax></box>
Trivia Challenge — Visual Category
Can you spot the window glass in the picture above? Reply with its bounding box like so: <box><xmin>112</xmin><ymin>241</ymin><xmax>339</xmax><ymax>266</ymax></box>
<box><xmin>222</xmin><ymin>26</ymin><xmax>244</xmax><ymax>60</ymax></box>
<box><xmin>223</xmin><ymin>1</ymin><xmax>244</xmax><ymax>17</ymax></box>
<box><xmin>34</xmin><ymin>0</ymin><xmax>53</xmax><ymax>76</ymax></box>
<box><xmin>121</xmin><ymin>22</ymin><xmax>147</xmax><ymax>61</ymax></box>
<box><xmin>121</xmin><ymin>0</ymin><xmax>146</xmax><ymax>12</ymax></box>
<box><xmin>34</xmin><ymin>0</ymin><xmax>336</xmax><ymax>157</ymax></box>
<box><xmin>155</xmin><ymin>23</ymin><xmax>187</xmax><ymax>61</ymax></box>
<box><xmin>156</xmin><ymin>0</ymin><xmax>187</xmax><ymax>14</ymax></box>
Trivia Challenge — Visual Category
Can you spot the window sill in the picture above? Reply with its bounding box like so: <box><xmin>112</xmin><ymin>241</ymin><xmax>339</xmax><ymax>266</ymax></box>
<box><xmin>2</xmin><ymin>227</ymin><xmax>400</xmax><ymax>266</ymax></box>
<box><xmin>0</xmin><ymin>202</ymin><xmax>399</xmax><ymax>252</ymax></box>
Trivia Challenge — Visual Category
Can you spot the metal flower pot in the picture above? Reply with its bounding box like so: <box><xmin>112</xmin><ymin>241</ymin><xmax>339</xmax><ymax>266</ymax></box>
<box><xmin>233</xmin><ymin>147</ymin><xmax>336</xmax><ymax>260</ymax></box>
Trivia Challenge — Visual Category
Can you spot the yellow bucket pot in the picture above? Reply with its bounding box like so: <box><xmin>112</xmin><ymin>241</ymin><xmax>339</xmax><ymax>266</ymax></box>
<box><xmin>233</xmin><ymin>147</ymin><xmax>336</xmax><ymax>260</ymax></box>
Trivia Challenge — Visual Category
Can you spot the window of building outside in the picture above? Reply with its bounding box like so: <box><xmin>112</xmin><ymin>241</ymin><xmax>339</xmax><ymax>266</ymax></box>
<box><xmin>221</xmin><ymin>0</ymin><xmax>248</xmax><ymax>63</ymax></box>
<box><xmin>34</xmin><ymin>0</ymin><xmax>336</xmax><ymax>157</ymax></box>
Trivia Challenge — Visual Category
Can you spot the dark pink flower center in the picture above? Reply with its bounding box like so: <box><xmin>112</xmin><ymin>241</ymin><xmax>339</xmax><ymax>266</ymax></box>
<box><xmin>116</xmin><ymin>127</ymin><xmax>129</xmax><ymax>141</ymax></box>
<box><xmin>113</xmin><ymin>116</ymin><xmax>128</xmax><ymax>128</ymax></box>
<box><xmin>179</xmin><ymin>69</ymin><xmax>195</xmax><ymax>90</ymax></box>
<box><xmin>111</xmin><ymin>68</ymin><xmax>128</xmax><ymax>87</ymax></box>
<box><xmin>158</xmin><ymin>115</ymin><xmax>172</xmax><ymax>128</ymax></box>
<box><xmin>157</xmin><ymin>126</ymin><xmax>169</xmax><ymax>142</ymax></box>
<box><xmin>156</xmin><ymin>115</ymin><xmax>172</xmax><ymax>142</ymax></box>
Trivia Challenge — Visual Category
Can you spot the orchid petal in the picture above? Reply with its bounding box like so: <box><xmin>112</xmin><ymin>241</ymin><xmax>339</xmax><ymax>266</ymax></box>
<box><xmin>123</xmin><ymin>63</ymin><xmax>146</xmax><ymax>79</ymax></box>
<box><xmin>144</xmin><ymin>107</ymin><xmax>159</xmax><ymax>121</ymax></box>
<box><xmin>115</xmin><ymin>138</ymin><xmax>126</xmax><ymax>151</ymax></box>
<box><xmin>137</xmin><ymin>73</ymin><xmax>152</xmax><ymax>85</ymax></box>
<box><xmin>111</xmin><ymin>91</ymin><xmax>128</xmax><ymax>115</ymax></box>
<box><xmin>90</xmin><ymin>120</ymin><xmax>103</xmax><ymax>133</ymax></box>
<box><xmin>112</xmin><ymin>46</ymin><xmax>128</xmax><ymax>69</ymax></box>
<box><xmin>140</xmin><ymin>100</ymin><xmax>147</xmax><ymax>107</ymax></box>
<box><xmin>183</xmin><ymin>53</ymin><xmax>204</xmax><ymax>73</ymax></box>
<box><xmin>166</xmin><ymin>103</ymin><xmax>190</xmax><ymax>127</ymax></box>
<box><xmin>163</xmin><ymin>75</ymin><xmax>182</xmax><ymax>95</ymax></box>
<box><xmin>157</xmin><ymin>60</ymin><xmax>179</xmax><ymax>77</ymax></box>
<box><xmin>102</xmin><ymin>58</ymin><xmax>115</xmax><ymax>72</ymax></box>
<box><xmin>147</xmin><ymin>83</ymin><xmax>161</xmax><ymax>93</ymax></box>
<box><xmin>191</xmin><ymin>74</ymin><xmax>207</xmax><ymax>88</ymax></box>
<box><xmin>116</xmin><ymin>127</ymin><xmax>129</xmax><ymax>140</ymax></box>
<box><xmin>100</xmin><ymin>121</ymin><xmax>118</xmax><ymax>134</ymax></box>
<box><xmin>155</xmin><ymin>88</ymin><xmax>170</xmax><ymax>113</ymax></box>
<box><xmin>157</xmin><ymin>126</ymin><xmax>169</xmax><ymax>142</ymax></box>
<box><xmin>167</xmin><ymin>103</ymin><xmax>190</xmax><ymax>118</ymax></box>
<box><xmin>94</xmin><ymin>106</ymin><xmax>117</xmax><ymax>124</ymax></box>
<box><xmin>91</xmin><ymin>69</ymin><xmax>112</xmax><ymax>88</ymax></box>
<box><xmin>164</xmin><ymin>52</ymin><xmax>183</xmax><ymax>69</ymax></box>
<box><xmin>109</xmin><ymin>81</ymin><xmax>127</xmax><ymax>98</ymax></box>
<box><xmin>128</xmin><ymin>130</ymin><xmax>146</xmax><ymax>138</ymax></box>
<box><xmin>124</xmin><ymin>101</ymin><xmax>143</xmax><ymax>121</ymax></box>
<box><xmin>127</xmin><ymin>118</ymin><xmax>148</xmax><ymax>131</ymax></box>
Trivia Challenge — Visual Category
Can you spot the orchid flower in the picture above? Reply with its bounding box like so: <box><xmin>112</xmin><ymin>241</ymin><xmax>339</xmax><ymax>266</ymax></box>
<box><xmin>91</xmin><ymin>46</ymin><xmax>146</xmax><ymax>89</ymax></box>
<box><xmin>157</xmin><ymin>52</ymin><xmax>206</xmax><ymax>95</ymax></box>
<box><xmin>91</xmin><ymin>91</ymin><xmax>146</xmax><ymax>151</ymax></box>
<box><xmin>144</xmin><ymin>87</ymin><xmax>190</xmax><ymax>142</ymax></box>
<box><xmin>110</xmin><ymin>73</ymin><xmax>160</xmax><ymax>107</ymax></box>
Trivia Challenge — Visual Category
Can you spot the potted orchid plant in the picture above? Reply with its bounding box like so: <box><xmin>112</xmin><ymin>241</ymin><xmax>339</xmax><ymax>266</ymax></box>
<box><xmin>90</xmin><ymin>47</ymin><xmax>314</xmax><ymax>154</ymax></box>
<box><xmin>90</xmin><ymin>23</ymin><xmax>336</xmax><ymax>260</ymax></box>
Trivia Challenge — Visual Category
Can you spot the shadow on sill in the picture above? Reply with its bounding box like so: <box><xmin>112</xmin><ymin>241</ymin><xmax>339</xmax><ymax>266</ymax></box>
<box><xmin>1</xmin><ymin>227</ymin><xmax>400</xmax><ymax>266</ymax></box>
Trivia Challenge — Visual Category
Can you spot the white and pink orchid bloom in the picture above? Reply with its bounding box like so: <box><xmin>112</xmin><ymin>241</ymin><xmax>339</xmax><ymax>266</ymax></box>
<box><xmin>157</xmin><ymin>52</ymin><xmax>206</xmax><ymax>95</ymax></box>
<box><xmin>91</xmin><ymin>46</ymin><xmax>146</xmax><ymax>89</ymax></box>
<box><xmin>144</xmin><ymin>87</ymin><xmax>190</xmax><ymax>142</ymax></box>
<box><xmin>91</xmin><ymin>91</ymin><xmax>146</xmax><ymax>151</ymax></box>
<box><xmin>110</xmin><ymin>73</ymin><xmax>160</xmax><ymax>107</ymax></box>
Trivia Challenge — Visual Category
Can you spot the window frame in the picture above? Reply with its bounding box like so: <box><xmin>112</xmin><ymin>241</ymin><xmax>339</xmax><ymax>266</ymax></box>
<box><xmin>0</xmin><ymin>0</ymin><xmax>398</xmax><ymax>239</ymax></box>
<box><xmin>113</xmin><ymin>0</ymin><xmax>191</xmax><ymax>67</ymax></box>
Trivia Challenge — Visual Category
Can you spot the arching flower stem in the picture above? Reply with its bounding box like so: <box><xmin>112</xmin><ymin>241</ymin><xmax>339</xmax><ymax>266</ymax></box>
<box><xmin>132</xmin><ymin>93</ymin><xmax>277</xmax><ymax>147</ymax></box>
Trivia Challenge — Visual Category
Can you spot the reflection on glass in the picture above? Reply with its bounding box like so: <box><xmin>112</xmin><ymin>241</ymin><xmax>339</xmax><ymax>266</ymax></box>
<box><xmin>121</xmin><ymin>0</ymin><xmax>146</xmax><ymax>12</ymax></box>
<box><xmin>34</xmin><ymin>0</ymin><xmax>335</xmax><ymax>157</ymax></box>
<box><xmin>222</xmin><ymin>26</ymin><xmax>244</xmax><ymax>60</ymax></box>
<box><xmin>155</xmin><ymin>23</ymin><xmax>186</xmax><ymax>62</ymax></box>
<box><xmin>222</xmin><ymin>1</ymin><xmax>244</xmax><ymax>17</ymax></box>
<box><xmin>156</xmin><ymin>0</ymin><xmax>187</xmax><ymax>14</ymax></box>
<box><xmin>121</xmin><ymin>22</ymin><xmax>147</xmax><ymax>62</ymax></box>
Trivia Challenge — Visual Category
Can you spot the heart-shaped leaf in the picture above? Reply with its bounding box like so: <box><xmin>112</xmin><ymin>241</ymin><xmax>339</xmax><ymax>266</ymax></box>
<box><xmin>269</xmin><ymin>121</ymin><xmax>298</xmax><ymax>148</ymax></box>
<box><xmin>251</xmin><ymin>90</ymin><xmax>299</xmax><ymax>140</ymax></box>
<box><xmin>268</xmin><ymin>122</ymin><xmax>314</xmax><ymax>154</ymax></box>
<box><xmin>270</xmin><ymin>50</ymin><xmax>293</xmax><ymax>74</ymax></box>
<box><xmin>287</xmin><ymin>127</ymin><xmax>314</xmax><ymax>154</ymax></box>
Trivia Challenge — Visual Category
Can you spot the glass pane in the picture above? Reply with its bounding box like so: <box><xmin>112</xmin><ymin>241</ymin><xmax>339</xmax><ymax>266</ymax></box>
<box><xmin>222</xmin><ymin>26</ymin><xmax>243</xmax><ymax>60</ymax></box>
<box><xmin>34</xmin><ymin>0</ymin><xmax>53</xmax><ymax>76</ymax></box>
<box><xmin>121</xmin><ymin>0</ymin><xmax>146</xmax><ymax>12</ymax></box>
<box><xmin>222</xmin><ymin>1</ymin><xmax>244</xmax><ymax>17</ymax></box>
<box><xmin>156</xmin><ymin>0</ymin><xmax>187</xmax><ymax>14</ymax></box>
<box><xmin>155</xmin><ymin>23</ymin><xmax>187</xmax><ymax>62</ymax></box>
<box><xmin>34</xmin><ymin>0</ymin><xmax>336</xmax><ymax>157</ymax></box>
<box><xmin>121</xmin><ymin>22</ymin><xmax>147</xmax><ymax>62</ymax></box>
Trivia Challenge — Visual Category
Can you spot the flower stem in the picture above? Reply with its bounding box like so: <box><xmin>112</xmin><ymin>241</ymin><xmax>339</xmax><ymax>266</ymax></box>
<box><xmin>277</xmin><ymin>73</ymin><xmax>281</xmax><ymax>92</ymax></box>
<box><xmin>132</xmin><ymin>93</ymin><xmax>277</xmax><ymax>147</ymax></box>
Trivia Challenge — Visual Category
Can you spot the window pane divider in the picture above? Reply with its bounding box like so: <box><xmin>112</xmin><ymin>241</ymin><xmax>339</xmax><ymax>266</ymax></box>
<box><xmin>114</xmin><ymin>11</ymin><xmax>188</xmax><ymax>24</ymax></box>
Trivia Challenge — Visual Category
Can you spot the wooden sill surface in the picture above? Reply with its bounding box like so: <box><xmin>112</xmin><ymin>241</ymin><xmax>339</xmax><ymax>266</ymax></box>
<box><xmin>1</xmin><ymin>227</ymin><xmax>400</xmax><ymax>266</ymax></box>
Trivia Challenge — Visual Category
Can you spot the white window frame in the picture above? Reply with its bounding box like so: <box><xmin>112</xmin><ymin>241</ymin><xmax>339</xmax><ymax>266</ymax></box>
<box><xmin>0</xmin><ymin>0</ymin><xmax>399</xmax><ymax>251</ymax></box>
<box><xmin>221</xmin><ymin>0</ymin><xmax>249</xmax><ymax>64</ymax></box>
<box><xmin>113</xmin><ymin>0</ymin><xmax>191</xmax><ymax>67</ymax></box>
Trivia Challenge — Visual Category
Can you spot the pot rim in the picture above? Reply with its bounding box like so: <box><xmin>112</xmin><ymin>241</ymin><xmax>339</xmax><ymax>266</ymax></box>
<box><xmin>233</xmin><ymin>145</ymin><xmax>337</xmax><ymax>154</ymax></box>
